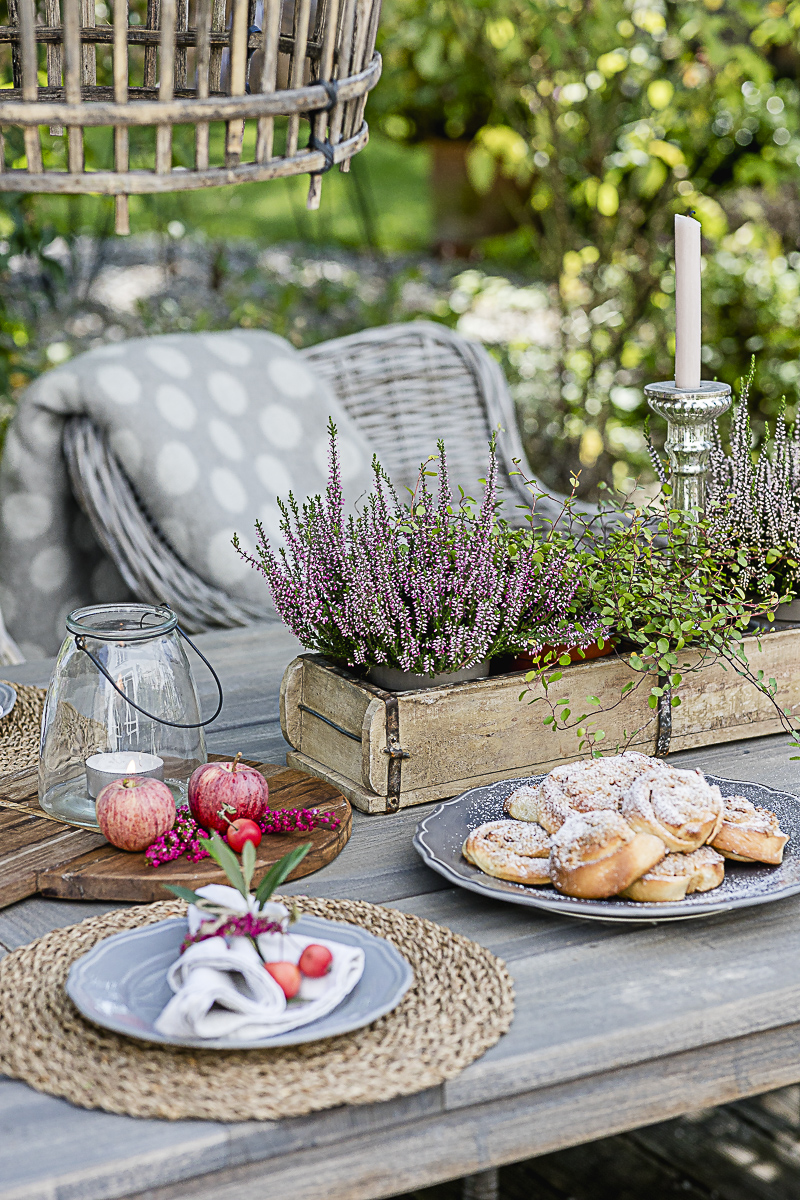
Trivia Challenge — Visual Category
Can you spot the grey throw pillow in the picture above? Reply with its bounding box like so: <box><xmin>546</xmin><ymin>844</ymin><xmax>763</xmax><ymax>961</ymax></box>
<box><xmin>0</xmin><ymin>328</ymin><xmax>377</xmax><ymax>655</ymax></box>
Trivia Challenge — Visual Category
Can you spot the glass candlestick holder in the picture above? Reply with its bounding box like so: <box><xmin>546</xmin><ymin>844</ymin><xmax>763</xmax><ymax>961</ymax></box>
<box><xmin>644</xmin><ymin>380</ymin><xmax>732</xmax><ymax>515</ymax></box>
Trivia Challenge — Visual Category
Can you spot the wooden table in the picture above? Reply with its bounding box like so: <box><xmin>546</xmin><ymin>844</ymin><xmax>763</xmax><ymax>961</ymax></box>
<box><xmin>3</xmin><ymin>623</ymin><xmax>800</xmax><ymax>1200</ymax></box>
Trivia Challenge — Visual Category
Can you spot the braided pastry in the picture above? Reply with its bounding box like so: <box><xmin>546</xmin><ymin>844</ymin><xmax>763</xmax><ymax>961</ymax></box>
<box><xmin>462</xmin><ymin>819</ymin><xmax>551</xmax><ymax>885</ymax></box>
<box><xmin>621</xmin><ymin>766</ymin><xmax>724</xmax><ymax>852</ymax></box>
<box><xmin>710</xmin><ymin>794</ymin><xmax>789</xmax><ymax>865</ymax></box>
<box><xmin>537</xmin><ymin>751</ymin><xmax>666</xmax><ymax>834</ymax></box>
<box><xmin>620</xmin><ymin>846</ymin><xmax>725</xmax><ymax>903</ymax></box>
<box><xmin>549</xmin><ymin>810</ymin><xmax>666</xmax><ymax>899</ymax></box>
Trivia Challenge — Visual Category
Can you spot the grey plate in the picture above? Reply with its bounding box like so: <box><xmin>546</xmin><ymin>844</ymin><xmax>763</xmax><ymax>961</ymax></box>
<box><xmin>67</xmin><ymin>914</ymin><xmax>414</xmax><ymax>1048</ymax></box>
<box><xmin>0</xmin><ymin>682</ymin><xmax>17</xmax><ymax>720</ymax></box>
<box><xmin>414</xmin><ymin>773</ymin><xmax>800</xmax><ymax>923</ymax></box>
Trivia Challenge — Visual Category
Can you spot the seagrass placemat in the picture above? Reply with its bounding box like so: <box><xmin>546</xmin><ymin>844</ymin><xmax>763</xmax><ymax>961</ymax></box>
<box><xmin>0</xmin><ymin>681</ymin><xmax>45</xmax><ymax>776</ymax></box>
<box><xmin>0</xmin><ymin>896</ymin><xmax>515</xmax><ymax>1121</ymax></box>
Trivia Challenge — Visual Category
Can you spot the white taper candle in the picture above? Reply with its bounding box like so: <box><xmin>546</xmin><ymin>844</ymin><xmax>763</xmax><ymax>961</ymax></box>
<box><xmin>674</xmin><ymin>213</ymin><xmax>702</xmax><ymax>390</ymax></box>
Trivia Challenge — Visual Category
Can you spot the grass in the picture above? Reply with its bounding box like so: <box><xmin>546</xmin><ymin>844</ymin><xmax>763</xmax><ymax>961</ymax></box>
<box><xmin>30</xmin><ymin>131</ymin><xmax>434</xmax><ymax>254</ymax></box>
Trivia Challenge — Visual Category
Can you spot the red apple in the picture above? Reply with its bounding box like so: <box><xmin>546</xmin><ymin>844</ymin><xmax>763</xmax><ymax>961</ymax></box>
<box><xmin>96</xmin><ymin>776</ymin><xmax>176</xmax><ymax>852</ymax></box>
<box><xmin>226</xmin><ymin>818</ymin><xmax>262</xmax><ymax>852</ymax></box>
<box><xmin>265</xmin><ymin>961</ymin><xmax>301</xmax><ymax>999</ymax></box>
<box><xmin>188</xmin><ymin>752</ymin><xmax>269</xmax><ymax>833</ymax></box>
<box><xmin>298</xmin><ymin>944</ymin><xmax>333</xmax><ymax>978</ymax></box>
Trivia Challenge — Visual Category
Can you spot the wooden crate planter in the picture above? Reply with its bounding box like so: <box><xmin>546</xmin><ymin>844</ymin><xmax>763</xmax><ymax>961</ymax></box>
<box><xmin>280</xmin><ymin>629</ymin><xmax>800</xmax><ymax>814</ymax></box>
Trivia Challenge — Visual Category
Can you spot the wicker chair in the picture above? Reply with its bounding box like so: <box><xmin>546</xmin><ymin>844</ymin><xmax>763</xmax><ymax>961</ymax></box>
<box><xmin>63</xmin><ymin>320</ymin><xmax>563</xmax><ymax>633</ymax></box>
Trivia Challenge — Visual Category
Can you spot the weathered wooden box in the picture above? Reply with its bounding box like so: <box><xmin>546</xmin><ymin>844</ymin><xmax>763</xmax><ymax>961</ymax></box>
<box><xmin>280</xmin><ymin>629</ymin><xmax>800</xmax><ymax>814</ymax></box>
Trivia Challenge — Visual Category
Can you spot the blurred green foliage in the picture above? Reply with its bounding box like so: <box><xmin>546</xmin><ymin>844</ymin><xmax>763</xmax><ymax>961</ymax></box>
<box><xmin>373</xmin><ymin>0</ymin><xmax>800</xmax><ymax>494</ymax></box>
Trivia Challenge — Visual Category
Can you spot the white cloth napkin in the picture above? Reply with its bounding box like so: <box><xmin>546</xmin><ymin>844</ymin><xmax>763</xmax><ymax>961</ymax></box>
<box><xmin>155</xmin><ymin>885</ymin><xmax>365</xmax><ymax>1041</ymax></box>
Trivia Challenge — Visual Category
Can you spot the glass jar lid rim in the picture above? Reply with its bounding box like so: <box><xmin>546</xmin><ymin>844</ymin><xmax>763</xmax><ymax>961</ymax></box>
<box><xmin>66</xmin><ymin>603</ymin><xmax>178</xmax><ymax>641</ymax></box>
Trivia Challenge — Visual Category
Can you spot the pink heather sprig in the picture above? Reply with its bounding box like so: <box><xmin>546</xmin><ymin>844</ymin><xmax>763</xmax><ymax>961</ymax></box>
<box><xmin>146</xmin><ymin>805</ymin><xmax>211</xmax><ymax>866</ymax></box>
<box><xmin>180</xmin><ymin>912</ymin><xmax>286</xmax><ymax>953</ymax></box>
<box><xmin>234</xmin><ymin>421</ymin><xmax>602</xmax><ymax>674</ymax></box>
<box><xmin>145</xmin><ymin>804</ymin><xmax>340</xmax><ymax>868</ymax></box>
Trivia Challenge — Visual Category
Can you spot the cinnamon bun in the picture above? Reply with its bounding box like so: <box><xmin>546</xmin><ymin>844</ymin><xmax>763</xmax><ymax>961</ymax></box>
<box><xmin>620</xmin><ymin>846</ymin><xmax>725</xmax><ymax>903</ymax></box>
<box><xmin>621</xmin><ymin>766</ymin><xmax>724</xmax><ymax>852</ymax></box>
<box><xmin>463</xmin><ymin>819</ymin><xmax>551</xmax><ymax>885</ymax></box>
<box><xmin>710</xmin><ymin>794</ymin><xmax>789</xmax><ymax>865</ymax></box>
<box><xmin>537</xmin><ymin>751</ymin><xmax>666</xmax><ymax>834</ymax></box>
<box><xmin>549</xmin><ymin>810</ymin><xmax>666</xmax><ymax>900</ymax></box>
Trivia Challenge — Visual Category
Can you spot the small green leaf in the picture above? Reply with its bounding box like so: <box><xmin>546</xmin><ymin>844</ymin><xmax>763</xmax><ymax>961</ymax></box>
<box><xmin>163</xmin><ymin>884</ymin><xmax>207</xmax><ymax>905</ymax></box>
<box><xmin>205</xmin><ymin>831</ymin><xmax>247</xmax><ymax>898</ymax></box>
<box><xmin>254</xmin><ymin>844</ymin><xmax>312</xmax><ymax>908</ymax></box>
<box><xmin>241</xmin><ymin>837</ymin><xmax>257</xmax><ymax>893</ymax></box>
<box><xmin>558</xmin><ymin>654</ymin><xmax>572</xmax><ymax>667</ymax></box>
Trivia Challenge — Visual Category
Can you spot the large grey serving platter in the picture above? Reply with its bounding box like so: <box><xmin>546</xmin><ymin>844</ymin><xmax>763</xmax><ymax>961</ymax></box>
<box><xmin>414</xmin><ymin>773</ymin><xmax>800</xmax><ymax>922</ymax></box>
<box><xmin>67</xmin><ymin>914</ymin><xmax>414</xmax><ymax>1049</ymax></box>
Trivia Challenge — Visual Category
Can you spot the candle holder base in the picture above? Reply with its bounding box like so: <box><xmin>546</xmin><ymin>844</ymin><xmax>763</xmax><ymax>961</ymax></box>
<box><xmin>39</xmin><ymin>777</ymin><xmax>189</xmax><ymax>830</ymax></box>
<box><xmin>644</xmin><ymin>380</ymin><xmax>732</xmax><ymax>513</ymax></box>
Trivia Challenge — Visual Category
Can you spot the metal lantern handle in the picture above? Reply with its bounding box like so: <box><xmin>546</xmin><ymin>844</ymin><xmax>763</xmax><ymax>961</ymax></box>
<box><xmin>74</xmin><ymin>623</ymin><xmax>224</xmax><ymax>729</ymax></box>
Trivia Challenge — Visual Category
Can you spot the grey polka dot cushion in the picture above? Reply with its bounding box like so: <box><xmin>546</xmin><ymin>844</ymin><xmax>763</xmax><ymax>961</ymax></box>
<box><xmin>0</xmin><ymin>330</ymin><xmax>376</xmax><ymax>656</ymax></box>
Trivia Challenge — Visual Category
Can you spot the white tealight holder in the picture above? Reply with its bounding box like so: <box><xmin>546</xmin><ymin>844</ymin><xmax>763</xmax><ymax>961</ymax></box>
<box><xmin>85</xmin><ymin>751</ymin><xmax>165</xmax><ymax>799</ymax></box>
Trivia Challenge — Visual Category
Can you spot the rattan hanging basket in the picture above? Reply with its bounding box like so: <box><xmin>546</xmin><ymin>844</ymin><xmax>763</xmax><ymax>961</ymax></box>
<box><xmin>0</xmin><ymin>0</ymin><xmax>382</xmax><ymax>231</ymax></box>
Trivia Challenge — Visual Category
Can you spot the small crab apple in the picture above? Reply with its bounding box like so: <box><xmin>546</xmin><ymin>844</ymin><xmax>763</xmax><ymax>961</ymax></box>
<box><xmin>265</xmin><ymin>961</ymin><xmax>302</xmax><ymax>999</ymax></box>
<box><xmin>299</xmin><ymin>944</ymin><xmax>333</xmax><ymax>978</ymax></box>
<box><xmin>226</xmin><ymin>818</ymin><xmax>262</xmax><ymax>852</ymax></box>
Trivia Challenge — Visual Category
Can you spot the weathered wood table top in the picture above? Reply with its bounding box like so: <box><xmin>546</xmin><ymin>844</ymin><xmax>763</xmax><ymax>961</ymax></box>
<box><xmin>3</xmin><ymin>623</ymin><xmax>800</xmax><ymax>1200</ymax></box>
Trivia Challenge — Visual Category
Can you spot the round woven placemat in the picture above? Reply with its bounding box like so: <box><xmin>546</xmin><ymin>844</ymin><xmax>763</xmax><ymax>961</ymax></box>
<box><xmin>0</xmin><ymin>896</ymin><xmax>514</xmax><ymax>1121</ymax></box>
<box><xmin>0</xmin><ymin>681</ymin><xmax>46</xmax><ymax>775</ymax></box>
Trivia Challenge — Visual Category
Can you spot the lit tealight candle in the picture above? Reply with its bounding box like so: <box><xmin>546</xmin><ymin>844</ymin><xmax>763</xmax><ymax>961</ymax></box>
<box><xmin>85</xmin><ymin>751</ymin><xmax>164</xmax><ymax>799</ymax></box>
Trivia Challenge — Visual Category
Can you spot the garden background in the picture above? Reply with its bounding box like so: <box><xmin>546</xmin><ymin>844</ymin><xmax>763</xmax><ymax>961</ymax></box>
<box><xmin>2</xmin><ymin>0</ymin><xmax>800</xmax><ymax>499</ymax></box>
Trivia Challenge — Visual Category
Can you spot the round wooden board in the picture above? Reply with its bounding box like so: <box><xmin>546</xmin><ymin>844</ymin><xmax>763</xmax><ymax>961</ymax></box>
<box><xmin>35</xmin><ymin>759</ymin><xmax>352</xmax><ymax>903</ymax></box>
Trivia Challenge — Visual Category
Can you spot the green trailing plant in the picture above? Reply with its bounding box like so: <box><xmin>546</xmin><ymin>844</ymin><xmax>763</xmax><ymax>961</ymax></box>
<box><xmin>515</xmin><ymin>477</ymin><xmax>784</xmax><ymax>755</ymax></box>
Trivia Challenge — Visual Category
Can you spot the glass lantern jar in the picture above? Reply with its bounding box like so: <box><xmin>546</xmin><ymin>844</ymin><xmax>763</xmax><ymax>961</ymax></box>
<box><xmin>39</xmin><ymin>602</ymin><xmax>221</xmax><ymax>829</ymax></box>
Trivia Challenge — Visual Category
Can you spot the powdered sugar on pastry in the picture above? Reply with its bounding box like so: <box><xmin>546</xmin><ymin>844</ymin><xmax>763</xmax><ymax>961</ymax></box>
<box><xmin>538</xmin><ymin>751</ymin><xmax>666</xmax><ymax>834</ymax></box>
<box><xmin>549</xmin><ymin>810</ymin><xmax>665</xmax><ymax>899</ymax></box>
<box><xmin>621</xmin><ymin>766</ymin><xmax>723</xmax><ymax>852</ymax></box>
<box><xmin>711</xmin><ymin>794</ymin><xmax>789</xmax><ymax>864</ymax></box>
<box><xmin>504</xmin><ymin>784</ymin><xmax>542</xmax><ymax>822</ymax></box>
<box><xmin>620</xmin><ymin>845</ymin><xmax>725</xmax><ymax>902</ymax></box>
<box><xmin>463</xmin><ymin>819</ymin><xmax>551</xmax><ymax>885</ymax></box>
<box><xmin>550</xmin><ymin>810</ymin><xmax>635</xmax><ymax>871</ymax></box>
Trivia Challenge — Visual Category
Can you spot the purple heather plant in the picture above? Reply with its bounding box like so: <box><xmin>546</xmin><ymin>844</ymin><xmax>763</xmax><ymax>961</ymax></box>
<box><xmin>234</xmin><ymin>421</ymin><xmax>601</xmax><ymax>674</ymax></box>
<box><xmin>647</xmin><ymin>361</ymin><xmax>800</xmax><ymax>600</ymax></box>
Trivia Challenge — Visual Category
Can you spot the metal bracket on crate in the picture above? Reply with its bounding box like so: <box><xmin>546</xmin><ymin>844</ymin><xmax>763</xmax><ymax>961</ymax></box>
<box><xmin>655</xmin><ymin>682</ymin><xmax>673</xmax><ymax>758</ymax></box>
<box><xmin>383</xmin><ymin>695</ymin><xmax>410</xmax><ymax>813</ymax></box>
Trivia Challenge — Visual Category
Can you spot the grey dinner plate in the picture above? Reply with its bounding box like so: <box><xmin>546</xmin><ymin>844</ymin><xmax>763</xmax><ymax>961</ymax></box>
<box><xmin>414</xmin><ymin>773</ymin><xmax>800</xmax><ymax>922</ymax></box>
<box><xmin>0</xmin><ymin>682</ymin><xmax>17</xmax><ymax>720</ymax></box>
<box><xmin>67</xmin><ymin>914</ymin><xmax>414</xmax><ymax>1048</ymax></box>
